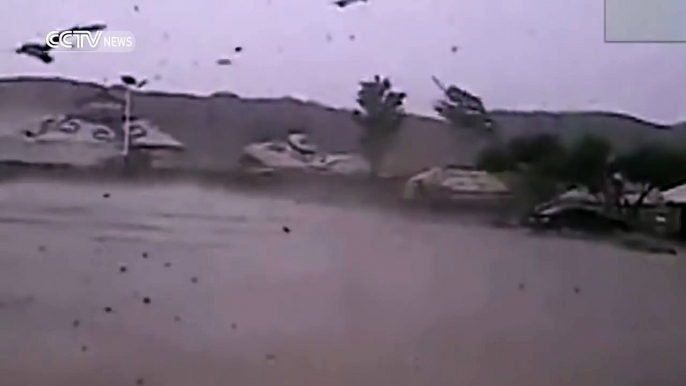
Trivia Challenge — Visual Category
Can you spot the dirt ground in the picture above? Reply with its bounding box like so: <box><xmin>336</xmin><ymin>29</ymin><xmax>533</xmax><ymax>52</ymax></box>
<box><xmin>1</xmin><ymin>177</ymin><xmax>685</xmax><ymax>385</ymax></box>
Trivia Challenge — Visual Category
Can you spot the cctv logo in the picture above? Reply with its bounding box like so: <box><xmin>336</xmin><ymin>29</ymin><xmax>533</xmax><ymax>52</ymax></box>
<box><xmin>45</xmin><ymin>31</ymin><xmax>135</xmax><ymax>52</ymax></box>
<box><xmin>46</xmin><ymin>30</ymin><xmax>102</xmax><ymax>50</ymax></box>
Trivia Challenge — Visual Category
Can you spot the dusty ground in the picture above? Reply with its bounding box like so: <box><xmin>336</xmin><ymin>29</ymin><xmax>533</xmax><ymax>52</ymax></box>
<box><xmin>0</xmin><ymin>178</ymin><xmax>685</xmax><ymax>385</ymax></box>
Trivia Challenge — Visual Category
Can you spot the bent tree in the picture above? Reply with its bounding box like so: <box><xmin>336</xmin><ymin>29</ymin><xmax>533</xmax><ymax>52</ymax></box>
<box><xmin>432</xmin><ymin>76</ymin><xmax>494</xmax><ymax>133</ymax></box>
<box><xmin>352</xmin><ymin>75</ymin><xmax>406</xmax><ymax>175</ymax></box>
<box><xmin>432</xmin><ymin>76</ymin><xmax>496</xmax><ymax>166</ymax></box>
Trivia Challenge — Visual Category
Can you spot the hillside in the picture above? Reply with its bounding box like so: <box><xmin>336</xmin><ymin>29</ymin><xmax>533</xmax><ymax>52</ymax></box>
<box><xmin>490</xmin><ymin>110</ymin><xmax>680</xmax><ymax>149</ymax></box>
<box><xmin>0</xmin><ymin>76</ymin><xmax>683</xmax><ymax>176</ymax></box>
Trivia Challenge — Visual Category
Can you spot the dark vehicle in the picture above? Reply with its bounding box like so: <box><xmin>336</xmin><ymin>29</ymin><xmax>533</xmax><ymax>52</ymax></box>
<box><xmin>526</xmin><ymin>204</ymin><xmax>631</xmax><ymax>234</ymax></box>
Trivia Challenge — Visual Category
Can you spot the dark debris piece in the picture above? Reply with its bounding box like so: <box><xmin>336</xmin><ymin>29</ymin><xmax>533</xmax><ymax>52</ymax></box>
<box><xmin>38</xmin><ymin>245</ymin><xmax>46</xmax><ymax>252</ymax></box>
<box><xmin>119</xmin><ymin>265</ymin><xmax>128</xmax><ymax>273</ymax></box>
<box><xmin>143</xmin><ymin>297</ymin><xmax>151</xmax><ymax>305</ymax></box>
<box><xmin>349</xmin><ymin>34</ymin><xmax>356</xmax><ymax>41</ymax></box>
<box><xmin>73</xmin><ymin>319</ymin><xmax>80</xmax><ymax>328</ymax></box>
<box><xmin>574</xmin><ymin>287</ymin><xmax>580</xmax><ymax>294</ymax></box>
<box><xmin>174</xmin><ymin>316</ymin><xmax>182</xmax><ymax>322</ymax></box>
<box><xmin>518</xmin><ymin>283</ymin><xmax>525</xmax><ymax>291</ymax></box>
<box><xmin>191</xmin><ymin>277</ymin><xmax>199</xmax><ymax>284</ymax></box>
<box><xmin>234</xmin><ymin>46</ymin><xmax>243</xmax><ymax>53</ymax></box>
<box><xmin>136</xmin><ymin>378</ymin><xmax>145</xmax><ymax>385</ymax></box>
<box><xmin>266</xmin><ymin>353</ymin><xmax>276</xmax><ymax>361</ymax></box>
<box><xmin>121</xmin><ymin>75</ymin><xmax>137</xmax><ymax>85</ymax></box>
<box><xmin>104</xmin><ymin>306</ymin><xmax>113</xmax><ymax>313</ymax></box>
<box><xmin>103</xmin><ymin>192</ymin><xmax>111</xmax><ymax>198</ymax></box>
<box><xmin>142</xmin><ymin>252</ymin><xmax>149</xmax><ymax>259</ymax></box>
<box><xmin>134</xmin><ymin>5</ymin><xmax>139</xmax><ymax>12</ymax></box>
<box><xmin>231</xmin><ymin>322</ymin><xmax>237</xmax><ymax>329</ymax></box>
<box><xmin>333</xmin><ymin>0</ymin><xmax>368</xmax><ymax>8</ymax></box>
<box><xmin>216</xmin><ymin>58</ymin><xmax>232</xmax><ymax>66</ymax></box>
<box><xmin>451</xmin><ymin>45</ymin><xmax>459</xmax><ymax>53</ymax></box>
<box><xmin>70</xmin><ymin>24</ymin><xmax>107</xmax><ymax>33</ymax></box>
<box><xmin>15</xmin><ymin>43</ymin><xmax>54</xmax><ymax>64</ymax></box>
<box><xmin>282</xmin><ymin>226</ymin><xmax>291</xmax><ymax>234</ymax></box>
<box><xmin>81</xmin><ymin>345</ymin><xmax>88</xmax><ymax>352</ymax></box>
<box><xmin>16</xmin><ymin>24</ymin><xmax>107</xmax><ymax>64</ymax></box>
<box><xmin>164</xmin><ymin>262</ymin><xmax>172</xmax><ymax>268</ymax></box>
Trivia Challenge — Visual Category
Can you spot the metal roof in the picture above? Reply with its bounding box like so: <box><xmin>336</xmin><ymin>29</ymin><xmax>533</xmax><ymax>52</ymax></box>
<box><xmin>663</xmin><ymin>183</ymin><xmax>686</xmax><ymax>204</ymax></box>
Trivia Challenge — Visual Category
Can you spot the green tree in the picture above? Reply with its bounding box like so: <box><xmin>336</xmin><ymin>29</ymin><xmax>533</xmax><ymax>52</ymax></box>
<box><xmin>562</xmin><ymin>134</ymin><xmax>612</xmax><ymax>193</ymax></box>
<box><xmin>614</xmin><ymin>143</ymin><xmax>686</xmax><ymax>209</ymax></box>
<box><xmin>507</xmin><ymin>133</ymin><xmax>560</xmax><ymax>164</ymax></box>
<box><xmin>509</xmin><ymin>133</ymin><xmax>570</xmax><ymax>209</ymax></box>
<box><xmin>475</xmin><ymin>145</ymin><xmax>517</xmax><ymax>173</ymax></box>
<box><xmin>476</xmin><ymin>133</ymin><xmax>574</xmax><ymax>176</ymax></box>
<box><xmin>432</xmin><ymin>76</ymin><xmax>497</xmax><ymax>166</ymax></box>
<box><xmin>506</xmin><ymin>133</ymin><xmax>567</xmax><ymax>177</ymax></box>
<box><xmin>432</xmin><ymin>76</ymin><xmax>494</xmax><ymax>132</ymax></box>
<box><xmin>352</xmin><ymin>75</ymin><xmax>406</xmax><ymax>174</ymax></box>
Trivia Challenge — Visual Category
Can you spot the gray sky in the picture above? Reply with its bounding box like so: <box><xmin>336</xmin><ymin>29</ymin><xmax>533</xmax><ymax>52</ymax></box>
<box><xmin>1</xmin><ymin>0</ymin><xmax>685</xmax><ymax>123</ymax></box>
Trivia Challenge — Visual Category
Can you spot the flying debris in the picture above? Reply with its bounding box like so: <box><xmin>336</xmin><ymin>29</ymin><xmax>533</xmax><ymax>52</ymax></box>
<box><xmin>15</xmin><ymin>43</ymin><xmax>53</xmax><ymax>63</ymax></box>
<box><xmin>333</xmin><ymin>0</ymin><xmax>368</xmax><ymax>8</ymax></box>
<box><xmin>134</xmin><ymin>5</ymin><xmax>140</xmax><ymax>12</ymax></box>
<box><xmin>216</xmin><ymin>58</ymin><xmax>232</xmax><ymax>65</ymax></box>
<box><xmin>121</xmin><ymin>75</ymin><xmax>147</xmax><ymax>88</ymax></box>
<box><xmin>68</xmin><ymin>23</ymin><xmax>107</xmax><ymax>32</ymax></box>
<box><xmin>234</xmin><ymin>46</ymin><xmax>243</xmax><ymax>53</ymax></box>
<box><xmin>15</xmin><ymin>23</ymin><xmax>108</xmax><ymax>64</ymax></box>
<box><xmin>121</xmin><ymin>75</ymin><xmax>137</xmax><ymax>86</ymax></box>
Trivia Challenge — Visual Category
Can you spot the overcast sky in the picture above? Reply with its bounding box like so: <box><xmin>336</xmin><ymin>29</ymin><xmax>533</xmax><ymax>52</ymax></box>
<box><xmin>1</xmin><ymin>0</ymin><xmax>685</xmax><ymax>123</ymax></box>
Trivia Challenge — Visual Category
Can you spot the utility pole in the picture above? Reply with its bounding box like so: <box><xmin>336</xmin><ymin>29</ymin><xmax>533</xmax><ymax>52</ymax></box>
<box><xmin>119</xmin><ymin>75</ymin><xmax>147</xmax><ymax>158</ymax></box>
<box><xmin>122</xmin><ymin>86</ymin><xmax>131</xmax><ymax>156</ymax></box>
